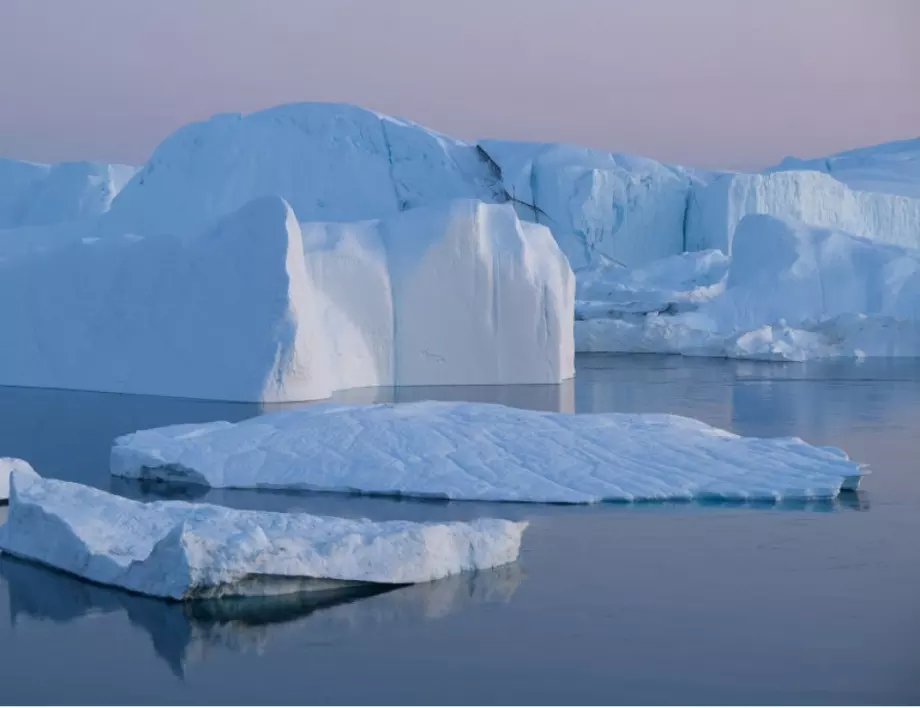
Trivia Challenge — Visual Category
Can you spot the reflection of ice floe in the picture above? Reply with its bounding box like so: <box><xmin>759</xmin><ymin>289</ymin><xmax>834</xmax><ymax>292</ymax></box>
<box><xmin>0</xmin><ymin>555</ymin><xmax>523</xmax><ymax>678</ymax></box>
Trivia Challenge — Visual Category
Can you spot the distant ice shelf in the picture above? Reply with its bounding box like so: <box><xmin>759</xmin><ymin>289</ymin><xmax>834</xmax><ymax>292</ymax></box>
<box><xmin>111</xmin><ymin>400</ymin><xmax>866</xmax><ymax>504</ymax></box>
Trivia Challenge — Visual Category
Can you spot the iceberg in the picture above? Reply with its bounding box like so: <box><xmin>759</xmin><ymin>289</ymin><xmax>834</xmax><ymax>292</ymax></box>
<box><xmin>0</xmin><ymin>471</ymin><xmax>526</xmax><ymax>600</ymax></box>
<box><xmin>0</xmin><ymin>196</ymin><xmax>574</xmax><ymax>401</ymax></box>
<box><xmin>0</xmin><ymin>458</ymin><xmax>37</xmax><ymax>502</ymax></box>
<box><xmin>111</xmin><ymin>400</ymin><xmax>865</xmax><ymax>503</ymax></box>
<box><xmin>768</xmin><ymin>137</ymin><xmax>920</xmax><ymax>199</ymax></box>
<box><xmin>686</xmin><ymin>169</ymin><xmax>920</xmax><ymax>255</ymax></box>
<box><xmin>576</xmin><ymin>214</ymin><xmax>920</xmax><ymax>360</ymax></box>
<box><xmin>0</xmin><ymin>158</ymin><xmax>136</xmax><ymax>229</ymax></box>
<box><xmin>103</xmin><ymin>102</ymin><xmax>505</xmax><ymax>237</ymax></box>
<box><xmin>478</xmin><ymin>140</ymin><xmax>704</xmax><ymax>269</ymax></box>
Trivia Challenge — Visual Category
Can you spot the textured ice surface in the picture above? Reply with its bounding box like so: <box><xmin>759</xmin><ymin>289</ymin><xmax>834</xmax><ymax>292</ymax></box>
<box><xmin>103</xmin><ymin>102</ymin><xmax>505</xmax><ymax>236</ymax></box>
<box><xmin>769</xmin><ymin>137</ymin><xmax>920</xmax><ymax>198</ymax></box>
<box><xmin>0</xmin><ymin>158</ymin><xmax>136</xmax><ymax>228</ymax></box>
<box><xmin>576</xmin><ymin>214</ymin><xmax>920</xmax><ymax>360</ymax></box>
<box><xmin>0</xmin><ymin>471</ymin><xmax>526</xmax><ymax>600</ymax></box>
<box><xmin>0</xmin><ymin>196</ymin><xmax>573</xmax><ymax>400</ymax></box>
<box><xmin>111</xmin><ymin>400</ymin><xmax>865</xmax><ymax>503</ymax></box>
<box><xmin>687</xmin><ymin>169</ymin><xmax>920</xmax><ymax>254</ymax></box>
<box><xmin>478</xmin><ymin>140</ymin><xmax>703</xmax><ymax>269</ymax></box>
<box><xmin>0</xmin><ymin>458</ymin><xmax>38</xmax><ymax>502</ymax></box>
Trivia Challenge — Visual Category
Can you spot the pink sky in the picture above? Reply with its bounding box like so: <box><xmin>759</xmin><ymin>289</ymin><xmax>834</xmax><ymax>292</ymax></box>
<box><xmin>1</xmin><ymin>0</ymin><xmax>917</xmax><ymax>169</ymax></box>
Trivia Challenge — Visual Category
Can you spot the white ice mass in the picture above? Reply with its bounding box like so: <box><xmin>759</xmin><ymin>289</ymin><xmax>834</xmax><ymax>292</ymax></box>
<box><xmin>0</xmin><ymin>196</ymin><xmax>574</xmax><ymax>401</ymax></box>
<box><xmin>0</xmin><ymin>458</ymin><xmax>38</xmax><ymax>502</ymax></box>
<box><xmin>576</xmin><ymin>214</ymin><xmax>920</xmax><ymax>360</ymax></box>
<box><xmin>1</xmin><ymin>100</ymin><xmax>918</xmax><ymax>396</ymax></box>
<box><xmin>0</xmin><ymin>470</ymin><xmax>526</xmax><ymax>600</ymax></box>
<box><xmin>111</xmin><ymin>400</ymin><xmax>865</xmax><ymax>503</ymax></box>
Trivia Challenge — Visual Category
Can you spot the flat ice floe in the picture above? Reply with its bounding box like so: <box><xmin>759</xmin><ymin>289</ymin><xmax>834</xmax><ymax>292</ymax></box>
<box><xmin>0</xmin><ymin>471</ymin><xmax>526</xmax><ymax>600</ymax></box>
<box><xmin>111</xmin><ymin>401</ymin><xmax>865</xmax><ymax>503</ymax></box>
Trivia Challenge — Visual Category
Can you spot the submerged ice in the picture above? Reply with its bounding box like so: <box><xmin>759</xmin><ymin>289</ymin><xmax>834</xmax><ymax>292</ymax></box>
<box><xmin>111</xmin><ymin>400</ymin><xmax>865</xmax><ymax>504</ymax></box>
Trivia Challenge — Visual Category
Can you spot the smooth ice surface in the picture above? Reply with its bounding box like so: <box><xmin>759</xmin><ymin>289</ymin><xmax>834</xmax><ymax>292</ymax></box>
<box><xmin>0</xmin><ymin>158</ymin><xmax>136</xmax><ymax>228</ymax></box>
<box><xmin>478</xmin><ymin>140</ymin><xmax>704</xmax><ymax>269</ymax></box>
<box><xmin>687</xmin><ymin>169</ymin><xmax>920</xmax><ymax>254</ymax></box>
<box><xmin>0</xmin><ymin>458</ymin><xmax>37</xmax><ymax>502</ymax></box>
<box><xmin>111</xmin><ymin>400</ymin><xmax>864</xmax><ymax>503</ymax></box>
<box><xmin>0</xmin><ymin>195</ymin><xmax>334</xmax><ymax>402</ymax></box>
<box><xmin>0</xmin><ymin>554</ymin><xmax>522</xmax><ymax>679</ymax></box>
<box><xmin>577</xmin><ymin>215</ymin><xmax>920</xmax><ymax>360</ymax></box>
<box><xmin>0</xmin><ymin>196</ymin><xmax>573</xmax><ymax>400</ymax></box>
<box><xmin>0</xmin><ymin>472</ymin><xmax>526</xmax><ymax>600</ymax></box>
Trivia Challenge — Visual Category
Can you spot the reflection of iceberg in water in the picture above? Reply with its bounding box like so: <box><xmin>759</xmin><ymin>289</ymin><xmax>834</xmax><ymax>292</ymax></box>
<box><xmin>0</xmin><ymin>555</ymin><xmax>524</xmax><ymax>678</ymax></box>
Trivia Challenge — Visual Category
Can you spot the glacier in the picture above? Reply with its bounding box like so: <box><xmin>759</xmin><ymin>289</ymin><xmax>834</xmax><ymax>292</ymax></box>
<box><xmin>0</xmin><ymin>470</ymin><xmax>526</xmax><ymax>600</ymax></box>
<box><xmin>0</xmin><ymin>196</ymin><xmax>574</xmax><ymax>401</ymax></box>
<box><xmin>111</xmin><ymin>400</ymin><xmax>865</xmax><ymax>503</ymax></box>
<box><xmin>576</xmin><ymin>214</ymin><xmax>920</xmax><ymax>360</ymax></box>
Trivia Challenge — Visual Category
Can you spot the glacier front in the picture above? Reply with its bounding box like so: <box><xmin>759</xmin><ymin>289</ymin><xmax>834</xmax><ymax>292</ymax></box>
<box><xmin>0</xmin><ymin>471</ymin><xmax>526</xmax><ymax>600</ymax></box>
<box><xmin>111</xmin><ymin>400</ymin><xmax>865</xmax><ymax>503</ymax></box>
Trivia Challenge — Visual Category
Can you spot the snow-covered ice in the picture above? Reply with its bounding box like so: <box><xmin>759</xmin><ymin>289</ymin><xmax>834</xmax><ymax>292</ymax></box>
<box><xmin>768</xmin><ymin>137</ymin><xmax>920</xmax><ymax>199</ymax></box>
<box><xmin>0</xmin><ymin>158</ymin><xmax>135</xmax><ymax>229</ymax></box>
<box><xmin>478</xmin><ymin>140</ymin><xmax>705</xmax><ymax>269</ymax></box>
<box><xmin>0</xmin><ymin>458</ymin><xmax>38</xmax><ymax>502</ymax></box>
<box><xmin>576</xmin><ymin>214</ymin><xmax>920</xmax><ymax>360</ymax></box>
<box><xmin>687</xmin><ymin>169</ymin><xmax>920</xmax><ymax>255</ymax></box>
<box><xmin>111</xmin><ymin>400</ymin><xmax>865</xmax><ymax>503</ymax></box>
<box><xmin>0</xmin><ymin>471</ymin><xmax>526</xmax><ymax>600</ymax></box>
<box><xmin>103</xmin><ymin>103</ymin><xmax>505</xmax><ymax>237</ymax></box>
<box><xmin>0</xmin><ymin>196</ymin><xmax>573</xmax><ymax>401</ymax></box>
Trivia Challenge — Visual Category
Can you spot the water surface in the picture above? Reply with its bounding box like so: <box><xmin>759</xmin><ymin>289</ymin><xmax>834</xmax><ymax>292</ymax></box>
<box><xmin>0</xmin><ymin>355</ymin><xmax>918</xmax><ymax>704</ymax></box>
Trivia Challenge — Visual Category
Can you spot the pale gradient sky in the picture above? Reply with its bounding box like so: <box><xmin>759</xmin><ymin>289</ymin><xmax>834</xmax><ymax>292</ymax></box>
<box><xmin>0</xmin><ymin>0</ymin><xmax>917</xmax><ymax>169</ymax></box>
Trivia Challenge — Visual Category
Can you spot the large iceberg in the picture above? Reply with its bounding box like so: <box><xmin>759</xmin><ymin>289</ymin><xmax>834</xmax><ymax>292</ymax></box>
<box><xmin>687</xmin><ymin>169</ymin><xmax>920</xmax><ymax>255</ymax></box>
<box><xmin>0</xmin><ymin>196</ymin><xmax>573</xmax><ymax>401</ymax></box>
<box><xmin>103</xmin><ymin>103</ymin><xmax>505</xmax><ymax>237</ymax></box>
<box><xmin>478</xmin><ymin>140</ymin><xmax>704</xmax><ymax>269</ymax></box>
<box><xmin>769</xmin><ymin>137</ymin><xmax>920</xmax><ymax>199</ymax></box>
<box><xmin>111</xmin><ymin>400</ymin><xmax>865</xmax><ymax>503</ymax></box>
<box><xmin>0</xmin><ymin>471</ymin><xmax>526</xmax><ymax>600</ymax></box>
<box><xmin>576</xmin><ymin>214</ymin><xmax>920</xmax><ymax>360</ymax></box>
<box><xmin>0</xmin><ymin>158</ymin><xmax>136</xmax><ymax>229</ymax></box>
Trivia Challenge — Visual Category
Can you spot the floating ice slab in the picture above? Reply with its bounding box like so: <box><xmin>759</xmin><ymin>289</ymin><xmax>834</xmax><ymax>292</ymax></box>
<box><xmin>0</xmin><ymin>458</ymin><xmax>37</xmax><ymax>502</ymax></box>
<box><xmin>111</xmin><ymin>401</ymin><xmax>865</xmax><ymax>503</ymax></box>
<box><xmin>0</xmin><ymin>472</ymin><xmax>526</xmax><ymax>600</ymax></box>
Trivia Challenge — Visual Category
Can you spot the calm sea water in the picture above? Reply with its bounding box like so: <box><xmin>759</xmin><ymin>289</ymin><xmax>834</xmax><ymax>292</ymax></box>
<box><xmin>0</xmin><ymin>355</ymin><xmax>918</xmax><ymax>704</ymax></box>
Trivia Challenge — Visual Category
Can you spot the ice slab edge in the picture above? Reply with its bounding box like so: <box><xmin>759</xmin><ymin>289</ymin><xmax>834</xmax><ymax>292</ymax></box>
<box><xmin>0</xmin><ymin>472</ymin><xmax>527</xmax><ymax>600</ymax></box>
<box><xmin>111</xmin><ymin>401</ymin><xmax>866</xmax><ymax>504</ymax></box>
